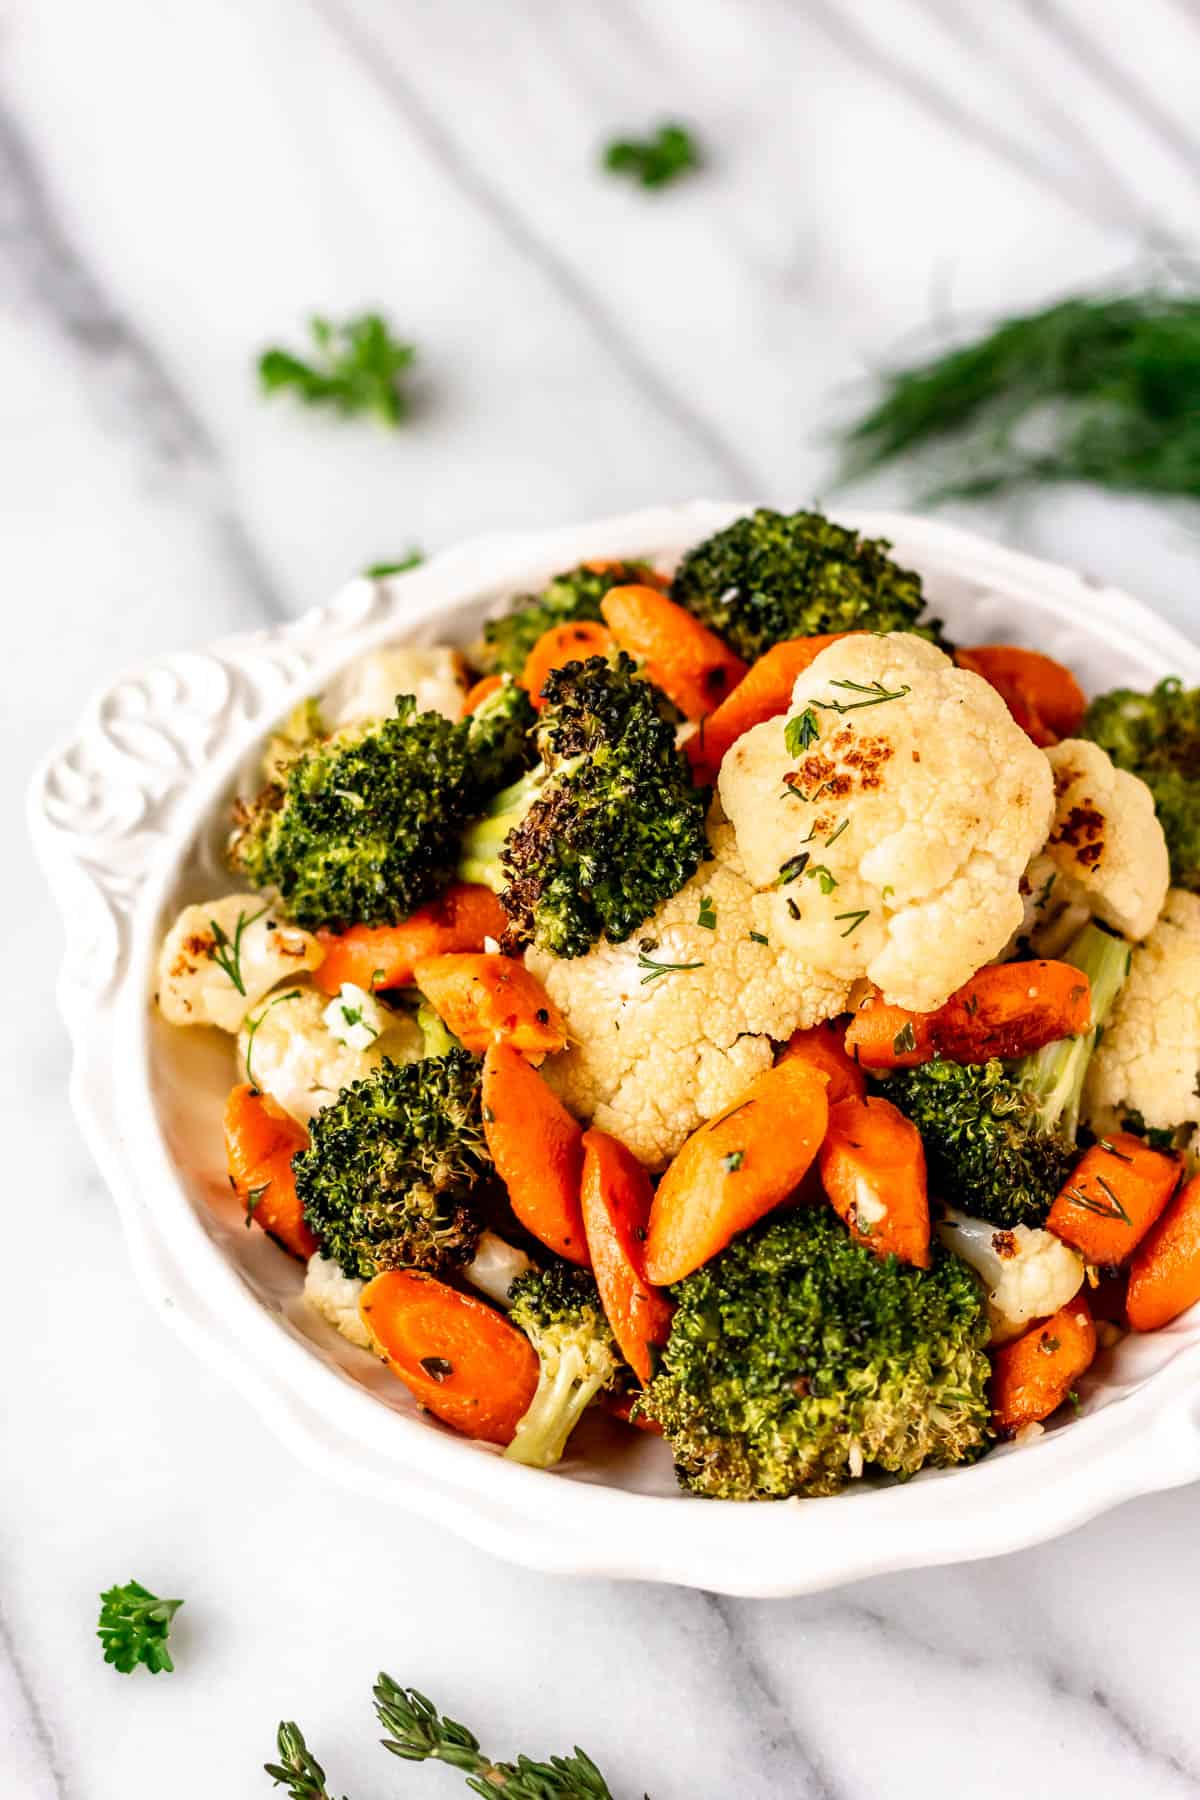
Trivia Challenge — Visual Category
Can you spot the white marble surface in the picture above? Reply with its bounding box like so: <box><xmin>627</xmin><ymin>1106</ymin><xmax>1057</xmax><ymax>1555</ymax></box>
<box><xmin>10</xmin><ymin>1</ymin><xmax>1200</xmax><ymax>1794</ymax></box>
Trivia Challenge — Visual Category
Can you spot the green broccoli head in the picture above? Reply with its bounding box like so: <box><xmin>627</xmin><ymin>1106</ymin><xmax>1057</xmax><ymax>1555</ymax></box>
<box><xmin>230</xmin><ymin>685</ymin><xmax>535</xmax><ymax>931</ymax></box>
<box><xmin>481</xmin><ymin>560</ymin><xmax>655</xmax><ymax>678</ymax></box>
<box><xmin>293</xmin><ymin>1049</ymin><xmax>490</xmax><ymax>1279</ymax></box>
<box><xmin>458</xmin><ymin>651</ymin><xmax>709</xmax><ymax>959</ymax></box>
<box><xmin>670</xmin><ymin>507</ymin><xmax>942</xmax><ymax>663</ymax></box>
<box><xmin>880</xmin><ymin>920</ymin><xmax>1131</xmax><ymax>1227</ymax></box>
<box><xmin>505</xmin><ymin>1265</ymin><xmax>625</xmax><ymax>1468</ymax></box>
<box><xmin>1084</xmin><ymin>677</ymin><xmax>1200</xmax><ymax>890</ymax></box>
<box><xmin>641</xmin><ymin>1209</ymin><xmax>990</xmax><ymax>1500</ymax></box>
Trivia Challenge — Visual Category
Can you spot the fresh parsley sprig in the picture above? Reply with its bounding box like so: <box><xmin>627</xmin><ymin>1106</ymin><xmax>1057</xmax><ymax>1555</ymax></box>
<box><xmin>97</xmin><ymin>1581</ymin><xmax>184</xmax><ymax>1675</ymax></box>
<box><xmin>259</xmin><ymin>314</ymin><xmax>416</xmax><ymax>426</ymax></box>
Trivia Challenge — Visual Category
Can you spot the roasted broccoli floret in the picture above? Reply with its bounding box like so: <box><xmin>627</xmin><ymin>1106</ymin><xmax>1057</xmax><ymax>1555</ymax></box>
<box><xmin>457</xmin><ymin>651</ymin><xmax>708</xmax><ymax>958</ymax></box>
<box><xmin>481</xmin><ymin>560</ymin><xmax>656</xmax><ymax>678</ymax></box>
<box><xmin>641</xmin><ymin>1209</ymin><xmax>990</xmax><ymax>1499</ymax></box>
<box><xmin>881</xmin><ymin>920</ymin><xmax>1131</xmax><ymax>1227</ymax></box>
<box><xmin>293</xmin><ymin>1049</ymin><xmax>490</xmax><ymax>1278</ymax></box>
<box><xmin>1084</xmin><ymin>677</ymin><xmax>1200</xmax><ymax>891</ymax></box>
<box><xmin>670</xmin><ymin>507</ymin><xmax>941</xmax><ymax>663</ymax></box>
<box><xmin>505</xmin><ymin>1266</ymin><xmax>625</xmax><ymax>1468</ymax></box>
<box><xmin>229</xmin><ymin>681</ymin><xmax>534</xmax><ymax>931</ymax></box>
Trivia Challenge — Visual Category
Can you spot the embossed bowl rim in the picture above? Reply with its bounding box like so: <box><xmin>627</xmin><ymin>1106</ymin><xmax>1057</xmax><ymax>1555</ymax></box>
<box><xmin>29</xmin><ymin>502</ymin><xmax>1200</xmax><ymax>1596</ymax></box>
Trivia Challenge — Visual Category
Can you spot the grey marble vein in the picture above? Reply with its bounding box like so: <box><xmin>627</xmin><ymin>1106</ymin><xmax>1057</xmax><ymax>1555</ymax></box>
<box><xmin>308</xmin><ymin>0</ymin><xmax>762</xmax><ymax>501</ymax></box>
<box><xmin>701</xmin><ymin>1593</ymin><xmax>844</xmax><ymax>1800</ymax></box>
<box><xmin>0</xmin><ymin>1597</ymin><xmax>68</xmax><ymax>1800</ymax></box>
<box><xmin>0</xmin><ymin>100</ymin><xmax>288</xmax><ymax>624</ymax></box>
<box><xmin>796</xmin><ymin>0</ymin><xmax>1127</xmax><ymax>234</ymax></box>
<box><xmin>1026</xmin><ymin>0</ymin><xmax>1200</xmax><ymax>184</ymax></box>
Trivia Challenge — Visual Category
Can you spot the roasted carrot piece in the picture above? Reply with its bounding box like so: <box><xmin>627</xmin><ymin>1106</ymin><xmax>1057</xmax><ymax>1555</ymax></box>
<box><xmin>583</xmin><ymin>558</ymin><xmax>668</xmax><ymax>588</ymax></box>
<box><xmin>685</xmin><ymin>634</ymin><xmax>851</xmax><ymax>783</ymax></box>
<box><xmin>314</xmin><ymin>885</ymin><xmax>508</xmax><ymax>996</ymax></box>
<box><xmin>644</xmin><ymin>1059</ymin><xmax>830</xmax><ymax>1285</ymax></box>
<box><xmin>581</xmin><ymin>1128</ymin><xmax>674</xmax><ymax>1383</ymax></box>
<box><xmin>1126</xmin><ymin>1174</ymin><xmax>1200</xmax><ymax>1331</ymax></box>
<box><xmin>223</xmin><ymin>1082</ymin><xmax>317</xmax><ymax>1259</ymax></box>
<box><xmin>601</xmin><ymin>1389</ymin><xmax>665</xmax><ymax>1434</ymax></box>
<box><xmin>359</xmin><ymin>1270</ymin><xmax>539</xmax><ymax>1445</ymax></box>
<box><xmin>845</xmin><ymin>962</ymin><xmax>1092</xmax><ymax>1070</ymax></box>
<box><xmin>817</xmin><ymin>1094</ymin><xmax>931</xmax><ymax>1267</ymax></box>
<box><xmin>522</xmin><ymin>621</ymin><xmax>615</xmax><ymax>708</ymax></box>
<box><xmin>956</xmin><ymin>646</ymin><xmax>1086</xmax><ymax>747</ymax></box>
<box><xmin>844</xmin><ymin>994</ymin><xmax>933</xmax><ymax>1070</ymax></box>
<box><xmin>1047</xmin><ymin>1133</ymin><xmax>1181</xmax><ymax>1267</ymax></box>
<box><xmin>990</xmin><ymin>1294</ymin><xmax>1096</xmax><ymax>1433</ymax></box>
<box><xmin>779</xmin><ymin>1019</ymin><xmax>867</xmax><ymax>1105</ymax></box>
<box><xmin>413</xmin><ymin>953</ymin><xmax>566</xmax><ymax>1059</ymax></box>
<box><xmin>482</xmin><ymin>1043</ymin><xmax>588</xmax><ymax>1264</ymax></box>
<box><xmin>462</xmin><ymin>673</ymin><xmax>504</xmax><ymax>715</ymax></box>
<box><xmin>600</xmin><ymin>584</ymin><xmax>748</xmax><ymax>722</ymax></box>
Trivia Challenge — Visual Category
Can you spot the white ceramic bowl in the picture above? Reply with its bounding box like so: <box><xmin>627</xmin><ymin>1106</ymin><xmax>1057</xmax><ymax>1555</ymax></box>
<box><xmin>30</xmin><ymin>502</ymin><xmax>1200</xmax><ymax>1597</ymax></box>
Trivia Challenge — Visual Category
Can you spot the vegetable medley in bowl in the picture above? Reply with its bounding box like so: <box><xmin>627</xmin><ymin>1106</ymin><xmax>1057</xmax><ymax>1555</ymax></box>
<box><xmin>154</xmin><ymin>506</ymin><xmax>1200</xmax><ymax>1501</ymax></box>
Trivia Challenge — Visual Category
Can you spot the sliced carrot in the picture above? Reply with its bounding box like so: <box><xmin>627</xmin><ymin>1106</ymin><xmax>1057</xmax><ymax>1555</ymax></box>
<box><xmin>644</xmin><ymin>1059</ymin><xmax>830</xmax><ymax>1285</ymax></box>
<box><xmin>359</xmin><ymin>1270</ymin><xmax>538</xmax><ymax>1445</ymax></box>
<box><xmin>522</xmin><ymin>621</ymin><xmax>615</xmax><ymax>708</ymax></box>
<box><xmin>1048</xmin><ymin>1133</ymin><xmax>1181</xmax><ymax>1267</ymax></box>
<box><xmin>223</xmin><ymin>1082</ymin><xmax>317</xmax><ymax>1259</ymax></box>
<box><xmin>817</xmin><ymin>1094</ymin><xmax>930</xmax><ymax>1267</ymax></box>
<box><xmin>413</xmin><ymin>953</ymin><xmax>566</xmax><ymax>1060</ymax></box>
<box><xmin>779</xmin><ymin>1019</ymin><xmax>866</xmax><ymax>1105</ymax></box>
<box><xmin>685</xmin><ymin>634</ymin><xmax>851</xmax><ymax>783</ymax></box>
<box><xmin>990</xmin><ymin>1294</ymin><xmax>1096</xmax><ymax>1433</ymax></box>
<box><xmin>845</xmin><ymin>962</ymin><xmax>1092</xmax><ymax>1070</ymax></box>
<box><xmin>314</xmin><ymin>885</ymin><xmax>508</xmax><ymax>996</ymax></box>
<box><xmin>1126</xmin><ymin>1174</ymin><xmax>1200</xmax><ymax>1331</ymax></box>
<box><xmin>482</xmin><ymin>1043</ymin><xmax>588</xmax><ymax>1265</ymax></box>
<box><xmin>581</xmin><ymin>1128</ymin><xmax>674</xmax><ymax>1384</ymax></box>
<box><xmin>956</xmin><ymin>646</ymin><xmax>1086</xmax><ymax>747</ymax></box>
<box><xmin>600</xmin><ymin>584</ymin><xmax>748</xmax><ymax>722</ymax></box>
<box><xmin>462</xmin><ymin>673</ymin><xmax>504</xmax><ymax>716</ymax></box>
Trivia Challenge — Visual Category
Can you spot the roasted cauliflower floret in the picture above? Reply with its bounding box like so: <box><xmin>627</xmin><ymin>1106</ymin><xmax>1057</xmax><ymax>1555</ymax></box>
<box><xmin>324</xmin><ymin>645</ymin><xmax>466</xmax><ymax>728</ymax></box>
<box><xmin>235</xmin><ymin>983</ymin><xmax>423</xmax><ymax>1123</ymax></box>
<box><xmin>156</xmin><ymin>895</ymin><xmax>323</xmax><ymax>1032</ymax></box>
<box><xmin>937</xmin><ymin>1207</ymin><xmax>1085</xmax><ymax>1343</ymax></box>
<box><xmin>1084</xmin><ymin>888</ymin><xmax>1200</xmax><ymax>1139</ymax></box>
<box><xmin>718</xmin><ymin>634</ymin><xmax>1053</xmax><ymax>1014</ymax></box>
<box><xmin>1030</xmin><ymin>740</ymin><xmax>1168</xmax><ymax>944</ymax></box>
<box><xmin>527</xmin><ymin>814</ymin><xmax>848</xmax><ymax>1168</ymax></box>
<box><xmin>303</xmin><ymin>1251</ymin><xmax>374</xmax><ymax>1350</ymax></box>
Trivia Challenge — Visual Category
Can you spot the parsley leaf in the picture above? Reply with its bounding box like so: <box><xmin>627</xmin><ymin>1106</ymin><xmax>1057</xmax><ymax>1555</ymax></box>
<box><xmin>603</xmin><ymin>121</ymin><xmax>701</xmax><ymax>189</ymax></box>
<box><xmin>258</xmin><ymin>314</ymin><xmax>416</xmax><ymax>426</ymax></box>
<box><xmin>97</xmin><ymin>1581</ymin><xmax>183</xmax><ymax>1675</ymax></box>
<box><xmin>784</xmin><ymin>708</ymin><xmax>820</xmax><ymax>755</ymax></box>
<box><xmin>697</xmin><ymin>895</ymin><xmax>717</xmax><ymax>930</ymax></box>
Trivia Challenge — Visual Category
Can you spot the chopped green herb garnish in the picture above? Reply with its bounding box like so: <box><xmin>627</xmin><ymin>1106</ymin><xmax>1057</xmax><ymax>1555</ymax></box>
<box><xmin>1038</xmin><ymin>1334</ymin><xmax>1061</xmax><ymax>1356</ymax></box>
<box><xmin>892</xmin><ymin>1020</ymin><xmax>917</xmax><ymax>1057</ymax></box>
<box><xmin>207</xmin><ymin>903</ymin><xmax>270</xmax><ymax>996</ymax></box>
<box><xmin>1062</xmin><ymin>1178</ymin><xmax>1132</xmax><ymax>1226</ymax></box>
<box><xmin>244</xmin><ymin>1181</ymin><xmax>270</xmax><ymax>1228</ymax></box>
<box><xmin>834</xmin><ymin>908</ymin><xmax>871</xmax><ymax>937</ymax></box>
<box><xmin>748</xmin><ymin>930</ymin><xmax>769</xmax><ymax>945</ymax></box>
<box><xmin>697</xmin><ymin>895</ymin><xmax>718</xmax><ymax>931</ymax></box>
<box><xmin>785</xmin><ymin>708</ymin><xmax>821</xmax><ymax>755</ymax></box>
<box><xmin>807</xmin><ymin>864</ymin><xmax>838</xmax><ymax>895</ymax></box>
<box><xmin>243</xmin><ymin>987</ymin><xmax>302</xmax><ymax>1086</ymax></box>
<box><xmin>776</xmin><ymin>851</ymin><xmax>810</xmax><ymax>886</ymax></box>
<box><xmin>97</xmin><ymin>1581</ymin><xmax>184</xmax><ymax>1676</ymax></box>
<box><xmin>815</xmin><ymin>678</ymin><xmax>911</xmax><ymax>715</ymax></box>
<box><xmin>637</xmin><ymin>951</ymin><xmax>705</xmax><ymax>985</ymax></box>
<box><xmin>824</xmin><ymin>818</ymin><xmax>849</xmax><ymax>848</ymax></box>
<box><xmin>603</xmin><ymin>121</ymin><xmax>701</xmax><ymax>189</ymax></box>
<box><xmin>258</xmin><ymin>313</ymin><xmax>416</xmax><ymax>426</ymax></box>
<box><xmin>722</xmin><ymin>1150</ymin><xmax>745</xmax><ymax>1174</ymax></box>
<box><xmin>366</xmin><ymin>550</ymin><xmax>423</xmax><ymax>578</ymax></box>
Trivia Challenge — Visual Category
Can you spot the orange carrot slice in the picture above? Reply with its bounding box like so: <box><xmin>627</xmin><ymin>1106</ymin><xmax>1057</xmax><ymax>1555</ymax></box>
<box><xmin>522</xmin><ymin>621</ymin><xmax>615</xmax><ymax>708</ymax></box>
<box><xmin>223</xmin><ymin>1082</ymin><xmax>316</xmax><ymax>1259</ymax></box>
<box><xmin>1126</xmin><ymin>1173</ymin><xmax>1200</xmax><ymax>1331</ymax></box>
<box><xmin>1048</xmin><ymin>1133</ymin><xmax>1181</xmax><ymax>1267</ymax></box>
<box><xmin>463</xmin><ymin>673</ymin><xmax>504</xmax><ymax>716</ymax></box>
<box><xmin>843</xmin><ymin>995</ymin><xmax>933</xmax><ymax>1070</ymax></box>
<box><xmin>779</xmin><ymin>1019</ymin><xmax>866</xmax><ymax>1105</ymax></box>
<box><xmin>817</xmin><ymin>1094</ymin><xmax>930</xmax><ymax>1267</ymax></box>
<box><xmin>581</xmin><ymin>1128</ymin><xmax>674</xmax><ymax>1383</ymax></box>
<box><xmin>845</xmin><ymin>962</ymin><xmax>1092</xmax><ymax>1070</ymax></box>
<box><xmin>644</xmin><ymin>1059</ymin><xmax>830</xmax><ymax>1285</ymax></box>
<box><xmin>990</xmin><ymin>1294</ymin><xmax>1096</xmax><ymax>1433</ymax></box>
<box><xmin>359</xmin><ymin>1270</ymin><xmax>539</xmax><ymax>1445</ymax></box>
<box><xmin>686</xmin><ymin>634</ymin><xmax>851</xmax><ymax>783</ymax></box>
<box><xmin>956</xmin><ymin>646</ymin><xmax>1086</xmax><ymax>748</ymax></box>
<box><xmin>600</xmin><ymin>584</ymin><xmax>748</xmax><ymax>722</ymax></box>
<box><xmin>482</xmin><ymin>1043</ymin><xmax>588</xmax><ymax>1265</ymax></box>
<box><xmin>314</xmin><ymin>886</ymin><xmax>508</xmax><ymax>996</ymax></box>
<box><xmin>413</xmin><ymin>953</ymin><xmax>566</xmax><ymax>1059</ymax></box>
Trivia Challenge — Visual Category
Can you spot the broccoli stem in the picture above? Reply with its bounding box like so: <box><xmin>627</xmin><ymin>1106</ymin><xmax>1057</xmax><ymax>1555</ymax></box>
<box><xmin>456</xmin><ymin>766</ymin><xmax>542</xmax><ymax>891</ymax></box>
<box><xmin>1019</xmin><ymin>921</ymin><xmax>1130</xmax><ymax>1141</ymax></box>
<box><xmin>505</xmin><ymin>1345</ymin><xmax>609</xmax><ymax>1469</ymax></box>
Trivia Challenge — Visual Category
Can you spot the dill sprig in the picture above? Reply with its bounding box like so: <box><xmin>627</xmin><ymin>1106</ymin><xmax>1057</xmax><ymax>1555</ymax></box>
<box><xmin>837</xmin><ymin>278</ymin><xmax>1200</xmax><ymax>503</ymax></box>
<box><xmin>636</xmin><ymin>950</ymin><xmax>705</xmax><ymax>985</ymax></box>
<box><xmin>207</xmin><ymin>903</ymin><xmax>269</xmax><ymax>996</ymax></box>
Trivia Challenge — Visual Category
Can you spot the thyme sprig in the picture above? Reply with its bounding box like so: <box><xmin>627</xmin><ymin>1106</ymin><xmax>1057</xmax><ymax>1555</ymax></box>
<box><xmin>636</xmin><ymin>951</ymin><xmax>705</xmax><ymax>985</ymax></box>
